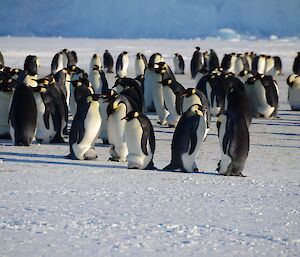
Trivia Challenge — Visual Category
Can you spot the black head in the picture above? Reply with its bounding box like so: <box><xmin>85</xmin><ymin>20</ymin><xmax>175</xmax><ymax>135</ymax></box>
<box><xmin>182</xmin><ymin>88</ymin><xmax>197</xmax><ymax>97</ymax></box>
<box><xmin>195</xmin><ymin>47</ymin><xmax>200</xmax><ymax>51</ymax></box>
<box><xmin>188</xmin><ymin>104</ymin><xmax>206</xmax><ymax>116</ymax></box>
<box><xmin>122</xmin><ymin>111</ymin><xmax>140</xmax><ymax>121</ymax></box>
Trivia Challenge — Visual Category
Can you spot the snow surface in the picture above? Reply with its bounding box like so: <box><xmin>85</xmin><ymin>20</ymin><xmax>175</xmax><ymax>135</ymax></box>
<box><xmin>0</xmin><ymin>37</ymin><xmax>300</xmax><ymax>256</ymax></box>
<box><xmin>1</xmin><ymin>0</ymin><xmax>300</xmax><ymax>39</ymax></box>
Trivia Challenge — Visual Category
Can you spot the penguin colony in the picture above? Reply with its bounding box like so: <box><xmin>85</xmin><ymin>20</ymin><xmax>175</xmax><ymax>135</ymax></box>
<box><xmin>0</xmin><ymin>48</ymin><xmax>298</xmax><ymax>176</ymax></box>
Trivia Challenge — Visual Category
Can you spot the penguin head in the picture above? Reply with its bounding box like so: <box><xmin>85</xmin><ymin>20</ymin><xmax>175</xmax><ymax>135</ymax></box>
<box><xmin>123</xmin><ymin>51</ymin><xmax>128</xmax><ymax>55</ymax></box>
<box><xmin>182</xmin><ymin>88</ymin><xmax>197</xmax><ymax>97</ymax></box>
<box><xmin>92</xmin><ymin>54</ymin><xmax>98</xmax><ymax>59</ymax></box>
<box><xmin>238</xmin><ymin>70</ymin><xmax>249</xmax><ymax>77</ymax></box>
<box><xmin>195</xmin><ymin>47</ymin><xmax>200</xmax><ymax>51</ymax></box>
<box><xmin>160</xmin><ymin>79</ymin><xmax>172</xmax><ymax>86</ymax></box>
<box><xmin>189</xmin><ymin>104</ymin><xmax>206</xmax><ymax>116</ymax></box>
<box><xmin>121</xmin><ymin>111</ymin><xmax>139</xmax><ymax>121</ymax></box>
<box><xmin>92</xmin><ymin>65</ymin><xmax>100</xmax><ymax>71</ymax></box>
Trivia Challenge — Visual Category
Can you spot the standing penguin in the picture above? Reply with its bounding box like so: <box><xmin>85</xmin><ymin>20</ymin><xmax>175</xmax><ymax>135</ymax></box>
<box><xmin>135</xmin><ymin>53</ymin><xmax>147</xmax><ymax>77</ymax></box>
<box><xmin>51</xmin><ymin>52</ymin><xmax>64</xmax><ymax>75</ymax></box>
<box><xmin>208</xmin><ymin>49</ymin><xmax>219</xmax><ymax>71</ymax></box>
<box><xmin>107</xmin><ymin>95</ymin><xmax>133</xmax><ymax>162</ymax></box>
<box><xmin>273</xmin><ymin>56</ymin><xmax>282</xmax><ymax>75</ymax></box>
<box><xmin>182</xmin><ymin>88</ymin><xmax>211</xmax><ymax>139</ymax></box>
<box><xmin>173</xmin><ymin>53</ymin><xmax>185</xmax><ymax>74</ymax></box>
<box><xmin>116</xmin><ymin>51</ymin><xmax>129</xmax><ymax>78</ymax></box>
<box><xmin>66</xmin><ymin>94</ymin><xmax>101</xmax><ymax>160</ymax></box>
<box><xmin>287</xmin><ymin>74</ymin><xmax>300</xmax><ymax>110</ymax></box>
<box><xmin>293</xmin><ymin>52</ymin><xmax>300</xmax><ymax>75</ymax></box>
<box><xmin>190</xmin><ymin>47</ymin><xmax>203</xmax><ymax>79</ymax></box>
<box><xmin>160</xmin><ymin>78</ymin><xmax>185</xmax><ymax>127</ymax></box>
<box><xmin>217</xmin><ymin>87</ymin><xmax>250</xmax><ymax>176</ymax></box>
<box><xmin>23</xmin><ymin>55</ymin><xmax>40</xmax><ymax>87</ymax></box>
<box><xmin>123</xmin><ymin>111</ymin><xmax>156</xmax><ymax>170</ymax></box>
<box><xmin>163</xmin><ymin>104</ymin><xmax>207</xmax><ymax>173</ymax></box>
<box><xmin>0</xmin><ymin>51</ymin><xmax>4</xmax><ymax>65</ymax></box>
<box><xmin>103</xmin><ymin>50</ymin><xmax>114</xmax><ymax>73</ymax></box>
<box><xmin>9</xmin><ymin>81</ymin><xmax>37</xmax><ymax>146</ymax></box>
<box><xmin>148</xmin><ymin>53</ymin><xmax>164</xmax><ymax>68</ymax></box>
<box><xmin>89</xmin><ymin>54</ymin><xmax>102</xmax><ymax>73</ymax></box>
<box><xmin>89</xmin><ymin>65</ymin><xmax>109</xmax><ymax>94</ymax></box>
<box><xmin>0</xmin><ymin>78</ymin><xmax>15</xmax><ymax>139</ymax></box>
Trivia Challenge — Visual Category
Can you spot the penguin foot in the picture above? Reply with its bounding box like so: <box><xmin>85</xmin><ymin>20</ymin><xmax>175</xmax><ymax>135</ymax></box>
<box><xmin>65</xmin><ymin>153</ymin><xmax>78</xmax><ymax>160</ymax></box>
<box><xmin>109</xmin><ymin>157</ymin><xmax>120</xmax><ymax>162</ymax></box>
<box><xmin>50</xmin><ymin>136</ymin><xmax>66</xmax><ymax>144</ymax></box>
<box><xmin>102</xmin><ymin>139</ymin><xmax>110</xmax><ymax>145</ymax></box>
<box><xmin>84</xmin><ymin>156</ymin><xmax>97</xmax><ymax>160</ymax></box>
<box><xmin>157</xmin><ymin>121</ymin><xmax>168</xmax><ymax>126</ymax></box>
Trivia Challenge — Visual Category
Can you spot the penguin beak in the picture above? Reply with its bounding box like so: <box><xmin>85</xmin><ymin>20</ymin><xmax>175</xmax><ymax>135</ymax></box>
<box><xmin>121</xmin><ymin>116</ymin><xmax>128</xmax><ymax>120</ymax></box>
<box><xmin>181</xmin><ymin>93</ymin><xmax>188</xmax><ymax>97</ymax></box>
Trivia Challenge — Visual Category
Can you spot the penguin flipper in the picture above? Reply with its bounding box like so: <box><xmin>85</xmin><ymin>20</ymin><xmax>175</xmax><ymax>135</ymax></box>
<box><xmin>189</xmin><ymin>117</ymin><xmax>199</xmax><ymax>155</ymax></box>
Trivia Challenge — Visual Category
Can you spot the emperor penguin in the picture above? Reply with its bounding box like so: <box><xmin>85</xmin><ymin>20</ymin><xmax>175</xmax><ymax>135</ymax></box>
<box><xmin>160</xmin><ymin>78</ymin><xmax>185</xmax><ymax>127</ymax></box>
<box><xmin>148</xmin><ymin>53</ymin><xmax>164</xmax><ymax>68</ymax></box>
<box><xmin>123</xmin><ymin>111</ymin><xmax>156</xmax><ymax>170</ymax></box>
<box><xmin>163</xmin><ymin>104</ymin><xmax>207</xmax><ymax>173</ymax></box>
<box><xmin>181</xmin><ymin>88</ymin><xmax>211</xmax><ymax>139</ymax></box>
<box><xmin>23</xmin><ymin>55</ymin><xmax>40</xmax><ymax>87</ymax></box>
<box><xmin>51</xmin><ymin>52</ymin><xmax>64</xmax><ymax>75</ymax></box>
<box><xmin>103</xmin><ymin>50</ymin><xmax>114</xmax><ymax>73</ymax></box>
<box><xmin>246</xmin><ymin>74</ymin><xmax>279</xmax><ymax>118</ymax></box>
<box><xmin>9</xmin><ymin>80</ymin><xmax>37</xmax><ymax>146</ymax></box>
<box><xmin>0</xmin><ymin>78</ymin><xmax>15</xmax><ymax>139</ymax></box>
<box><xmin>273</xmin><ymin>56</ymin><xmax>282</xmax><ymax>75</ymax></box>
<box><xmin>135</xmin><ymin>53</ymin><xmax>147</xmax><ymax>77</ymax></box>
<box><xmin>256</xmin><ymin>54</ymin><xmax>267</xmax><ymax>74</ymax></box>
<box><xmin>264</xmin><ymin>56</ymin><xmax>275</xmax><ymax>76</ymax></box>
<box><xmin>89</xmin><ymin>54</ymin><xmax>102</xmax><ymax>73</ymax></box>
<box><xmin>208</xmin><ymin>49</ymin><xmax>219</xmax><ymax>71</ymax></box>
<box><xmin>143</xmin><ymin>67</ymin><xmax>158</xmax><ymax>113</ymax></box>
<box><xmin>173</xmin><ymin>53</ymin><xmax>185</xmax><ymax>74</ymax></box>
<box><xmin>116</xmin><ymin>51</ymin><xmax>129</xmax><ymax>78</ymax></box>
<box><xmin>221</xmin><ymin>54</ymin><xmax>232</xmax><ymax>71</ymax></box>
<box><xmin>107</xmin><ymin>95</ymin><xmax>133</xmax><ymax>162</ymax></box>
<box><xmin>293</xmin><ymin>52</ymin><xmax>300</xmax><ymax>75</ymax></box>
<box><xmin>196</xmin><ymin>72</ymin><xmax>227</xmax><ymax>116</ymax></box>
<box><xmin>287</xmin><ymin>74</ymin><xmax>300</xmax><ymax>110</ymax></box>
<box><xmin>234</xmin><ymin>54</ymin><xmax>246</xmax><ymax>74</ymax></box>
<box><xmin>32</xmin><ymin>80</ymin><xmax>65</xmax><ymax>144</ymax></box>
<box><xmin>190</xmin><ymin>47</ymin><xmax>203</xmax><ymax>79</ymax></box>
<box><xmin>0</xmin><ymin>51</ymin><xmax>4</xmax><ymax>65</ymax></box>
<box><xmin>69</xmin><ymin>78</ymin><xmax>94</xmax><ymax>118</ymax></box>
<box><xmin>66</xmin><ymin>94</ymin><xmax>102</xmax><ymax>160</ymax></box>
<box><xmin>216</xmin><ymin>109</ymin><xmax>249</xmax><ymax>176</ymax></box>
<box><xmin>89</xmin><ymin>65</ymin><xmax>109</xmax><ymax>94</ymax></box>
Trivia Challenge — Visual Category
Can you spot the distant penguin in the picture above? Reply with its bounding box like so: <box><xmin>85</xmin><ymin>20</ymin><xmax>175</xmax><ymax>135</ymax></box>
<box><xmin>123</xmin><ymin>111</ymin><xmax>156</xmax><ymax>170</ymax></box>
<box><xmin>69</xmin><ymin>78</ymin><xmax>94</xmax><ymax>118</ymax></box>
<box><xmin>89</xmin><ymin>65</ymin><xmax>109</xmax><ymax>94</ymax></box>
<box><xmin>293</xmin><ymin>52</ymin><xmax>300</xmax><ymax>75</ymax></box>
<box><xmin>103</xmin><ymin>50</ymin><xmax>114</xmax><ymax>73</ymax></box>
<box><xmin>9</xmin><ymin>81</ymin><xmax>37</xmax><ymax>146</ymax></box>
<box><xmin>107</xmin><ymin>95</ymin><xmax>133</xmax><ymax>162</ymax></box>
<box><xmin>246</xmin><ymin>74</ymin><xmax>279</xmax><ymax>118</ymax></box>
<box><xmin>264</xmin><ymin>56</ymin><xmax>275</xmax><ymax>76</ymax></box>
<box><xmin>287</xmin><ymin>74</ymin><xmax>300</xmax><ymax>110</ymax></box>
<box><xmin>135</xmin><ymin>53</ymin><xmax>147</xmax><ymax>77</ymax></box>
<box><xmin>116</xmin><ymin>51</ymin><xmax>129</xmax><ymax>78</ymax></box>
<box><xmin>173</xmin><ymin>53</ymin><xmax>185</xmax><ymax>74</ymax></box>
<box><xmin>23</xmin><ymin>55</ymin><xmax>40</xmax><ymax>87</ymax></box>
<box><xmin>32</xmin><ymin>80</ymin><xmax>65</xmax><ymax>144</ymax></box>
<box><xmin>208</xmin><ymin>49</ymin><xmax>219</xmax><ymax>70</ymax></box>
<box><xmin>181</xmin><ymin>88</ymin><xmax>211</xmax><ymax>139</ymax></box>
<box><xmin>148</xmin><ymin>53</ymin><xmax>164</xmax><ymax>68</ymax></box>
<box><xmin>66</xmin><ymin>94</ymin><xmax>101</xmax><ymax>160</ymax></box>
<box><xmin>256</xmin><ymin>54</ymin><xmax>267</xmax><ymax>74</ymax></box>
<box><xmin>234</xmin><ymin>54</ymin><xmax>246</xmax><ymax>74</ymax></box>
<box><xmin>196</xmin><ymin>73</ymin><xmax>227</xmax><ymax>116</ymax></box>
<box><xmin>0</xmin><ymin>78</ymin><xmax>15</xmax><ymax>139</ymax></box>
<box><xmin>163</xmin><ymin>104</ymin><xmax>207</xmax><ymax>173</ymax></box>
<box><xmin>273</xmin><ymin>56</ymin><xmax>282</xmax><ymax>75</ymax></box>
<box><xmin>0</xmin><ymin>51</ymin><xmax>4</xmax><ymax>65</ymax></box>
<box><xmin>51</xmin><ymin>52</ymin><xmax>64</xmax><ymax>74</ymax></box>
<box><xmin>160</xmin><ymin>78</ymin><xmax>185</xmax><ymax>127</ymax></box>
<box><xmin>221</xmin><ymin>54</ymin><xmax>232</xmax><ymax>71</ymax></box>
<box><xmin>89</xmin><ymin>54</ymin><xmax>102</xmax><ymax>73</ymax></box>
<box><xmin>190</xmin><ymin>47</ymin><xmax>203</xmax><ymax>79</ymax></box>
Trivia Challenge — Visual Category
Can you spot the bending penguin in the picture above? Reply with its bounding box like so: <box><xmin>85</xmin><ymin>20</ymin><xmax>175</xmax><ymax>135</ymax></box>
<box><xmin>66</xmin><ymin>94</ymin><xmax>102</xmax><ymax>160</ymax></box>
<box><xmin>163</xmin><ymin>104</ymin><xmax>207</xmax><ymax>173</ymax></box>
<box><xmin>123</xmin><ymin>111</ymin><xmax>156</xmax><ymax>170</ymax></box>
<box><xmin>9</xmin><ymin>80</ymin><xmax>37</xmax><ymax>146</ymax></box>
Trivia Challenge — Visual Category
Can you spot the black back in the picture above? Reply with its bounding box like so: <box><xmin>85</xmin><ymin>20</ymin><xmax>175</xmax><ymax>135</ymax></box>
<box><xmin>190</xmin><ymin>48</ymin><xmax>203</xmax><ymax>78</ymax></box>
<box><xmin>273</xmin><ymin>56</ymin><xmax>282</xmax><ymax>75</ymax></box>
<box><xmin>293</xmin><ymin>53</ymin><xmax>300</xmax><ymax>75</ymax></box>
<box><xmin>0</xmin><ymin>51</ymin><xmax>4</xmax><ymax>65</ymax></box>
<box><xmin>103</xmin><ymin>50</ymin><xmax>114</xmax><ymax>73</ymax></box>
<box><xmin>24</xmin><ymin>55</ymin><xmax>38</xmax><ymax>76</ymax></box>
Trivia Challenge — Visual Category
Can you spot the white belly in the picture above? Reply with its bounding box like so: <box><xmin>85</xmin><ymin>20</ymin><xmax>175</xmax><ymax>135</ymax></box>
<box><xmin>182</xmin><ymin>95</ymin><xmax>202</xmax><ymax>113</ymax></box>
<box><xmin>152</xmin><ymin>79</ymin><xmax>168</xmax><ymax>124</ymax></box>
<box><xmin>218</xmin><ymin>115</ymin><xmax>232</xmax><ymax>174</ymax></box>
<box><xmin>135</xmin><ymin>59</ymin><xmax>146</xmax><ymax>77</ymax></box>
<box><xmin>163</xmin><ymin>86</ymin><xmax>180</xmax><ymax>126</ymax></box>
<box><xmin>0</xmin><ymin>92</ymin><xmax>12</xmax><ymax>135</ymax></box>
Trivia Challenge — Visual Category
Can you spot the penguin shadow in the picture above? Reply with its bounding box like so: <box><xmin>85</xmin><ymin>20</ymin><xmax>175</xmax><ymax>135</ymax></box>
<box><xmin>155</xmin><ymin>168</ymin><xmax>221</xmax><ymax>176</ymax></box>
<box><xmin>0</xmin><ymin>152</ymin><xmax>127</xmax><ymax>169</ymax></box>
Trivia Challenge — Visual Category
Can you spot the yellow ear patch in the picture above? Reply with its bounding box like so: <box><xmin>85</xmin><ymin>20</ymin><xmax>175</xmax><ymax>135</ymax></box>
<box><xmin>167</xmin><ymin>80</ymin><xmax>172</xmax><ymax>85</ymax></box>
<box><xmin>161</xmin><ymin>70</ymin><xmax>166</xmax><ymax>73</ymax></box>
<box><xmin>192</xmin><ymin>89</ymin><xmax>196</xmax><ymax>94</ymax></box>
<box><xmin>76</xmin><ymin>81</ymin><xmax>82</xmax><ymax>87</ymax></box>
<box><xmin>87</xmin><ymin>96</ymin><xmax>93</xmax><ymax>103</ymax></box>
<box><xmin>71</xmin><ymin>65</ymin><xmax>76</xmax><ymax>70</ymax></box>
<box><xmin>134</xmin><ymin>112</ymin><xmax>139</xmax><ymax>118</ymax></box>
<box><xmin>163</xmin><ymin>63</ymin><xmax>168</xmax><ymax>68</ymax></box>
<box><xmin>113</xmin><ymin>101</ymin><xmax>119</xmax><ymax>110</ymax></box>
<box><xmin>8</xmin><ymin>79</ymin><xmax>12</xmax><ymax>83</ymax></box>
<box><xmin>196</xmin><ymin>109</ymin><xmax>203</xmax><ymax>116</ymax></box>
<box><xmin>40</xmin><ymin>87</ymin><xmax>47</xmax><ymax>93</ymax></box>
<box><xmin>244</xmin><ymin>70</ymin><xmax>248</xmax><ymax>75</ymax></box>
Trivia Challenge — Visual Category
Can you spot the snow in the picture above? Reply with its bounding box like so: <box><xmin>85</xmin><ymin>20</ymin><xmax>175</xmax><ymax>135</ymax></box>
<box><xmin>0</xmin><ymin>36</ymin><xmax>300</xmax><ymax>256</ymax></box>
<box><xmin>1</xmin><ymin>0</ymin><xmax>300</xmax><ymax>39</ymax></box>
